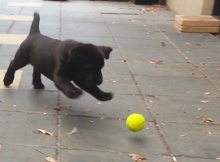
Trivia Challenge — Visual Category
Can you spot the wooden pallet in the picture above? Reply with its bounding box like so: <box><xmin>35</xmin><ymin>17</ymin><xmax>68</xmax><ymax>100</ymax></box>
<box><xmin>175</xmin><ymin>15</ymin><xmax>220</xmax><ymax>33</ymax></box>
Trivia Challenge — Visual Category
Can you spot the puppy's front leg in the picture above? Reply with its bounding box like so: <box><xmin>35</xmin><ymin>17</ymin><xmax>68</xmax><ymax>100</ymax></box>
<box><xmin>83</xmin><ymin>86</ymin><xmax>113</xmax><ymax>101</ymax></box>
<box><xmin>54</xmin><ymin>75</ymin><xmax>82</xmax><ymax>99</ymax></box>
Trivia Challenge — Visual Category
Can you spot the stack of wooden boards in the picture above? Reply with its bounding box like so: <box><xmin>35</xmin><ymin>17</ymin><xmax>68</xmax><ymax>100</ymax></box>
<box><xmin>175</xmin><ymin>15</ymin><xmax>220</xmax><ymax>33</ymax></box>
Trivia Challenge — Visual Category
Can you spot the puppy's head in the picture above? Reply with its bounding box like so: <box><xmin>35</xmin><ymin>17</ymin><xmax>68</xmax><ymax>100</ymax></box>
<box><xmin>66</xmin><ymin>43</ymin><xmax>112</xmax><ymax>88</ymax></box>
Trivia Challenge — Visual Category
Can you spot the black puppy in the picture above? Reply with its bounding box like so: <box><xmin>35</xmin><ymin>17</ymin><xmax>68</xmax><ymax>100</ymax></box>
<box><xmin>4</xmin><ymin>12</ymin><xmax>113</xmax><ymax>101</ymax></box>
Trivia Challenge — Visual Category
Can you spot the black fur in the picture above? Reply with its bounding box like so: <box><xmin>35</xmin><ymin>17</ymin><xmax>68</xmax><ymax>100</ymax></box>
<box><xmin>4</xmin><ymin>12</ymin><xmax>113</xmax><ymax>101</ymax></box>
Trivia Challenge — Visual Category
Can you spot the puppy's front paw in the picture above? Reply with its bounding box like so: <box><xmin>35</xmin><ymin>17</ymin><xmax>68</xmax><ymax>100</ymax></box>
<box><xmin>98</xmin><ymin>92</ymin><xmax>113</xmax><ymax>101</ymax></box>
<box><xmin>3</xmin><ymin>74</ymin><xmax>14</xmax><ymax>87</ymax></box>
<box><xmin>33</xmin><ymin>83</ymin><xmax>45</xmax><ymax>89</ymax></box>
<box><xmin>66</xmin><ymin>89</ymin><xmax>83</xmax><ymax>99</ymax></box>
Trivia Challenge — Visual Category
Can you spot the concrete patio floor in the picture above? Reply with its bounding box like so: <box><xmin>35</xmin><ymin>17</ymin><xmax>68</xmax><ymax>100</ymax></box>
<box><xmin>0</xmin><ymin>0</ymin><xmax>220</xmax><ymax>162</ymax></box>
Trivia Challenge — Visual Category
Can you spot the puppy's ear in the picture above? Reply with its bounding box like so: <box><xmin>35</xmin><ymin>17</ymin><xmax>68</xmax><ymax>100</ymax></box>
<box><xmin>98</xmin><ymin>46</ymin><xmax>112</xmax><ymax>59</ymax></box>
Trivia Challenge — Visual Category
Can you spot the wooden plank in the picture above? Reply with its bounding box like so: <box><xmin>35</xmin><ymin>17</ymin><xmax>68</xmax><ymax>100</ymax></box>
<box><xmin>175</xmin><ymin>22</ymin><xmax>219</xmax><ymax>33</ymax></box>
<box><xmin>175</xmin><ymin>15</ymin><xmax>220</xmax><ymax>27</ymax></box>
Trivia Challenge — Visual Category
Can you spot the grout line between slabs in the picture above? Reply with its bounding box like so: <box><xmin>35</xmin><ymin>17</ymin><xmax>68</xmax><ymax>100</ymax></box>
<box><xmin>55</xmin><ymin>2</ymin><xmax>62</xmax><ymax>161</ymax></box>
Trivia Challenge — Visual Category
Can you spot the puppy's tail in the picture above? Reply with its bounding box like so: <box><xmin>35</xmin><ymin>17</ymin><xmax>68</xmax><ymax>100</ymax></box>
<box><xmin>29</xmin><ymin>11</ymin><xmax>40</xmax><ymax>35</ymax></box>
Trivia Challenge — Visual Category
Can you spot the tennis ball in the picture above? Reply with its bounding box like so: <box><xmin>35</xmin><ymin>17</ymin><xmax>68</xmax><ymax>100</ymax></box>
<box><xmin>126</xmin><ymin>113</ymin><xmax>145</xmax><ymax>132</ymax></box>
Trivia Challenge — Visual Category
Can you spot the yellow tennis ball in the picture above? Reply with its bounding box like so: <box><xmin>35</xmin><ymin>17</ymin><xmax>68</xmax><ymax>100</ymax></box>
<box><xmin>126</xmin><ymin>113</ymin><xmax>145</xmax><ymax>132</ymax></box>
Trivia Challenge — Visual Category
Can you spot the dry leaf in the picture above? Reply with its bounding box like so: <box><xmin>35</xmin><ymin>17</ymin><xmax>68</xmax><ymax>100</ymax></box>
<box><xmin>53</xmin><ymin>105</ymin><xmax>70</xmax><ymax>111</ymax></box>
<box><xmin>46</xmin><ymin>157</ymin><xmax>57</xmax><ymax>162</ymax></box>
<box><xmin>200</xmin><ymin>100</ymin><xmax>209</xmax><ymax>103</ymax></box>
<box><xmin>128</xmin><ymin>108</ymin><xmax>132</xmax><ymax>111</ymax></box>
<box><xmin>69</xmin><ymin>127</ymin><xmax>77</xmax><ymax>135</ymax></box>
<box><xmin>128</xmin><ymin>154</ymin><xmax>147</xmax><ymax>162</ymax></box>
<box><xmin>82</xmin><ymin>109</ymin><xmax>91</xmax><ymax>113</ymax></box>
<box><xmin>172</xmin><ymin>156</ymin><xmax>177</xmax><ymax>162</ymax></box>
<box><xmin>179</xmin><ymin>133</ymin><xmax>188</xmax><ymax>137</ymax></box>
<box><xmin>204</xmin><ymin>118</ymin><xmax>214</xmax><ymax>124</ymax></box>
<box><xmin>146</xmin><ymin>7</ymin><xmax>157</xmax><ymax>12</ymax></box>
<box><xmin>34</xmin><ymin>129</ymin><xmax>54</xmax><ymax>136</ymax></box>
<box><xmin>204</xmin><ymin>92</ymin><xmax>210</xmax><ymax>95</ymax></box>
<box><xmin>207</xmin><ymin>130</ymin><xmax>212</xmax><ymax>135</ymax></box>
<box><xmin>149</xmin><ymin>60</ymin><xmax>163</xmax><ymax>65</ymax></box>
<box><xmin>145</xmin><ymin>94</ymin><xmax>156</xmax><ymax>98</ymax></box>
<box><xmin>216</xmin><ymin>157</ymin><xmax>220</xmax><ymax>160</ymax></box>
<box><xmin>187</xmin><ymin>60</ymin><xmax>193</xmax><ymax>63</ymax></box>
<box><xmin>197</xmin><ymin>108</ymin><xmax>202</xmax><ymax>111</ymax></box>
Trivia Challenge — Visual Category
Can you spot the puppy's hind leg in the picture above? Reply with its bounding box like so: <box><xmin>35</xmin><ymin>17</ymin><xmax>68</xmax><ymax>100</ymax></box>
<box><xmin>4</xmin><ymin>48</ymin><xmax>28</xmax><ymax>87</ymax></box>
<box><xmin>32</xmin><ymin>68</ymin><xmax>44</xmax><ymax>89</ymax></box>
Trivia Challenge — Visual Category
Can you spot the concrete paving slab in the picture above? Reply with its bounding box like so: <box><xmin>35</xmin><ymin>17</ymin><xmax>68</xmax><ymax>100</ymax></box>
<box><xmin>177</xmin><ymin>157</ymin><xmax>218</xmax><ymax>162</ymax></box>
<box><xmin>0</xmin><ymin>145</ymin><xmax>56</xmax><ymax>162</ymax></box>
<box><xmin>0</xmin><ymin>111</ymin><xmax>56</xmax><ymax>147</ymax></box>
<box><xmin>107</xmin><ymin>22</ymin><xmax>156</xmax><ymax>31</ymax></box>
<box><xmin>61</xmin><ymin>1</ymin><xmax>97</xmax><ymax>13</ymax></box>
<box><xmin>111</xmin><ymin>29</ymin><xmax>165</xmax><ymax>40</ymax></box>
<box><xmin>103</xmin><ymin>60</ymin><xmax>130</xmax><ymax>75</ymax></box>
<box><xmin>207</xmin><ymin>78</ymin><xmax>220</xmax><ymax>90</ymax></box>
<box><xmin>59</xmin><ymin>93</ymin><xmax>152</xmax><ymax>121</ymax></box>
<box><xmin>160</xmin><ymin>123</ymin><xmax>220</xmax><ymax>159</ymax></box>
<box><xmin>0</xmin><ymin>7</ymin><xmax>21</xmax><ymax>15</ymax></box>
<box><xmin>0</xmin><ymin>70</ymin><xmax>22</xmax><ymax>89</ymax></box>
<box><xmin>61</xmin><ymin>21</ymin><xmax>108</xmax><ymax>31</ymax></box>
<box><xmin>108</xmin><ymin>48</ymin><xmax>123</xmax><ymax>60</ymax></box>
<box><xmin>135</xmin><ymin>75</ymin><xmax>220</xmax><ymax>97</ymax></box>
<box><xmin>0</xmin><ymin>45</ymin><xmax>19</xmax><ymax>56</ymax></box>
<box><xmin>7</xmin><ymin>2</ymin><xmax>43</xmax><ymax>7</ymax></box>
<box><xmin>146</xmin><ymin>95</ymin><xmax>220</xmax><ymax>124</ymax></box>
<box><xmin>61</xmin><ymin>28</ymin><xmax>112</xmax><ymax>38</ymax></box>
<box><xmin>20</xmin><ymin>72</ymin><xmax>57</xmax><ymax>91</ymax></box>
<box><xmin>61</xmin><ymin>12</ymin><xmax>103</xmax><ymax>23</ymax></box>
<box><xmin>184</xmin><ymin>51</ymin><xmax>220</xmax><ymax>63</ymax></box>
<box><xmin>172</xmin><ymin>40</ymin><xmax>217</xmax><ymax>53</ymax></box>
<box><xmin>97</xmin><ymin>3</ymin><xmax>141</xmax><ymax>14</ymax></box>
<box><xmin>116</xmin><ymin>38</ymin><xmax>185</xmax><ymax>62</ymax></box>
<box><xmin>0</xmin><ymin>56</ymin><xmax>12</xmax><ymax>69</ymax></box>
<box><xmin>61</xmin><ymin>36</ymin><xmax>118</xmax><ymax>48</ymax></box>
<box><xmin>143</xmin><ymin>10</ymin><xmax>175</xmax><ymax>21</ymax></box>
<box><xmin>0</xmin><ymin>26</ymin><xmax>10</xmax><ymax>33</ymax></box>
<box><xmin>195</xmin><ymin>63</ymin><xmax>220</xmax><ymax>79</ymax></box>
<box><xmin>101</xmin><ymin>74</ymin><xmax>139</xmax><ymax>94</ymax></box>
<box><xmin>10</xmin><ymin>20</ymin><xmax>60</xmax><ymax>36</ymax></box>
<box><xmin>60</xmin><ymin>149</ymin><xmax>172</xmax><ymax>162</ymax></box>
<box><xmin>129</xmin><ymin>60</ymin><xmax>202</xmax><ymax>77</ymax></box>
<box><xmin>163</xmin><ymin>31</ymin><xmax>219</xmax><ymax>42</ymax></box>
<box><xmin>0</xmin><ymin>90</ymin><xmax>57</xmax><ymax>114</ymax></box>
<box><xmin>0</xmin><ymin>19</ymin><xmax>13</xmax><ymax>27</ymax></box>
<box><xmin>101</xmin><ymin>13</ymin><xmax>145</xmax><ymax>21</ymax></box>
<box><xmin>0</xmin><ymin>34</ymin><xmax>27</xmax><ymax>45</ymax></box>
<box><xmin>21</xmin><ymin>8</ymin><xmax>60</xmax><ymax>17</ymax></box>
<box><xmin>60</xmin><ymin>116</ymin><xmax>168</xmax><ymax>155</ymax></box>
